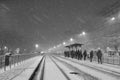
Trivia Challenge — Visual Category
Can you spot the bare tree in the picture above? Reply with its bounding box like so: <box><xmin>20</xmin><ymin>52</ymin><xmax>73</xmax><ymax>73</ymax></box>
<box><xmin>109</xmin><ymin>37</ymin><xmax>120</xmax><ymax>52</ymax></box>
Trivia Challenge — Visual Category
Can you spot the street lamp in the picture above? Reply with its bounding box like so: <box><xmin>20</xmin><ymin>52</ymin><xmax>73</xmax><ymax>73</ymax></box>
<box><xmin>63</xmin><ymin>42</ymin><xmax>66</xmax><ymax>45</ymax></box>
<box><xmin>4</xmin><ymin>46</ymin><xmax>7</xmax><ymax>49</ymax></box>
<box><xmin>110</xmin><ymin>17</ymin><xmax>115</xmax><ymax>21</ymax></box>
<box><xmin>35</xmin><ymin>44</ymin><xmax>39</xmax><ymax>48</ymax></box>
<box><xmin>82</xmin><ymin>31</ymin><xmax>86</xmax><ymax>36</ymax></box>
<box><xmin>78</xmin><ymin>31</ymin><xmax>86</xmax><ymax>36</ymax></box>
<box><xmin>70</xmin><ymin>38</ymin><xmax>74</xmax><ymax>42</ymax></box>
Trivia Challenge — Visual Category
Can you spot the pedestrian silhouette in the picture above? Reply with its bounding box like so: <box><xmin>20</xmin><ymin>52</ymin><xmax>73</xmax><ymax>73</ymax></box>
<box><xmin>90</xmin><ymin>50</ymin><xmax>94</xmax><ymax>62</ymax></box>
<box><xmin>97</xmin><ymin>48</ymin><xmax>103</xmax><ymax>64</ymax></box>
<box><xmin>83</xmin><ymin>50</ymin><xmax>87</xmax><ymax>60</ymax></box>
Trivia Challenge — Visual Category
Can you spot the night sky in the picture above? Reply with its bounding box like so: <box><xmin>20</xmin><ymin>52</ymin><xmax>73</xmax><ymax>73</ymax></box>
<box><xmin>0</xmin><ymin>0</ymin><xmax>119</xmax><ymax>51</ymax></box>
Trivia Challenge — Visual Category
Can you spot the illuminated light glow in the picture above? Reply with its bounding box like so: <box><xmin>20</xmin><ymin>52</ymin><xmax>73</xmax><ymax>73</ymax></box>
<box><xmin>4</xmin><ymin>46</ymin><xmax>7</xmax><ymax>49</ymax></box>
<box><xmin>82</xmin><ymin>31</ymin><xmax>86</xmax><ymax>35</ymax></box>
<box><xmin>79</xmin><ymin>31</ymin><xmax>86</xmax><ymax>36</ymax></box>
<box><xmin>63</xmin><ymin>42</ymin><xmax>66</xmax><ymax>45</ymax></box>
<box><xmin>70</xmin><ymin>38</ymin><xmax>74</xmax><ymax>42</ymax></box>
<box><xmin>110</xmin><ymin>17</ymin><xmax>115</xmax><ymax>21</ymax></box>
<box><xmin>35</xmin><ymin>44</ymin><xmax>39</xmax><ymax>48</ymax></box>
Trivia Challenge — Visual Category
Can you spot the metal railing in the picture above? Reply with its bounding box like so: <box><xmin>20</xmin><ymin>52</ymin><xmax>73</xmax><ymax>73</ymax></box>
<box><xmin>93</xmin><ymin>55</ymin><xmax>120</xmax><ymax>65</ymax></box>
<box><xmin>0</xmin><ymin>53</ymin><xmax>40</xmax><ymax>71</ymax></box>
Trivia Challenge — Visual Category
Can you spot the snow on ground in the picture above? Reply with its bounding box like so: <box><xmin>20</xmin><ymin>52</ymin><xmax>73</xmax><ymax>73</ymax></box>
<box><xmin>44</xmin><ymin>56</ymin><xmax>67</xmax><ymax>80</ymax></box>
<box><xmin>12</xmin><ymin>56</ymin><xmax>43</xmax><ymax>80</ymax></box>
<box><xmin>56</xmin><ymin>56</ymin><xmax>120</xmax><ymax>80</ymax></box>
<box><xmin>33</xmin><ymin>56</ymin><xmax>45</xmax><ymax>80</ymax></box>
<box><xmin>61</xmin><ymin>56</ymin><xmax>120</xmax><ymax>73</ymax></box>
<box><xmin>52</xmin><ymin>57</ymin><xmax>84</xmax><ymax>80</ymax></box>
<box><xmin>75</xmin><ymin>60</ymin><xmax>120</xmax><ymax>73</ymax></box>
<box><xmin>0</xmin><ymin>56</ymin><xmax>43</xmax><ymax>80</ymax></box>
<box><xmin>0</xmin><ymin>60</ymin><xmax>23</xmax><ymax>74</ymax></box>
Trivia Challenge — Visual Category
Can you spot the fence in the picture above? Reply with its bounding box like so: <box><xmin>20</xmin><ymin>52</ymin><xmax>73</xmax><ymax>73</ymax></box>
<box><xmin>93</xmin><ymin>54</ymin><xmax>120</xmax><ymax>65</ymax></box>
<box><xmin>62</xmin><ymin>51</ymin><xmax>120</xmax><ymax>65</ymax></box>
<box><xmin>0</xmin><ymin>53</ymin><xmax>40</xmax><ymax>71</ymax></box>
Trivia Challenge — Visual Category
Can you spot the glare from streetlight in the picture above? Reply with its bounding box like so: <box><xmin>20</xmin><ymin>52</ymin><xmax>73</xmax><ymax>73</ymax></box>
<box><xmin>110</xmin><ymin>17</ymin><xmax>115</xmax><ymax>21</ymax></box>
<box><xmin>82</xmin><ymin>31</ymin><xmax>86</xmax><ymax>35</ymax></box>
<box><xmin>4</xmin><ymin>46</ymin><xmax>7</xmax><ymax>49</ymax></box>
<box><xmin>63</xmin><ymin>42</ymin><xmax>66</xmax><ymax>45</ymax></box>
<box><xmin>70</xmin><ymin>38</ymin><xmax>74</xmax><ymax>42</ymax></box>
<box><xmin>35</xmin><ymin>44</ymin><xmax>39</xmax><ymax>48</ymax></box>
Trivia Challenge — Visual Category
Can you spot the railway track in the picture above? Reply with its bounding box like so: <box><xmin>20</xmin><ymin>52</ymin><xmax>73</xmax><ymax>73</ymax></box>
<box><xmin>54</xmin><ymin>56</ymin><xmax>120</xmax><ymax>80</ymax></box>
<box><xmin>57</xmin><ymin>56</ymin><xmax>120</xmax><ymax>78</ymax></box>
<box><xmin>29</xmin><ymin>55</ymin><xmax>120</xmax><ymax>80</ymax></box>
<box><xmin>29</xmin><ymin>56</ymin><xmax>46</xmax><ymax>80</ymax></box>
<box><xmin>30</xmin><ymin>56</ymin><xmax>71</xmax><ymax>80</ymax></box>
<box><xmin>50</xmin><ymin>56</ymin><xmax>71</xmax><ymax>80</ymax></box>
<box><xmin>52</xmin><ymin>56</ymin><xmax>99</xmax><ymax>80</ymax></box>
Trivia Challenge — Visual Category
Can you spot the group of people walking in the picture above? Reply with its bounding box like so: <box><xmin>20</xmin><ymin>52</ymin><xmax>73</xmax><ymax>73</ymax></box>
<box><xmin>64</xmin><ymin>48</ymin><xmax>103</xmax><ymax>64</ymax></box>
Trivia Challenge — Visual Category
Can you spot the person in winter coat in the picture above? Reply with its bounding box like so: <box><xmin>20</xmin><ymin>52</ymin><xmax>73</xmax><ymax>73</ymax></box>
<box><xmin>83</xmin><ymin>50</ymin><xmax>87</xmax><ymax>60</ymax></box>
<box><xmin>78</xmin><ymin>50</ymin><xmax>83</xmax><ymax>60</ymax></box>
<box><xmin>97</xmin><ymin>48</ymin><xmax>103</xmax><ymax>64</ymax></box>
<box><xmin>5</xmin><ymin>52</ymin><xmax>11</xmax><ymax>71</ymax></box>
<box><xmin>5</xmin><ymin>52</ymin><xmax>11</xmax><ymax>66</ymax></box>
<box><xmin>90</xmin><ymin>50</ymin><xmax>94</xmax><ymax>62</ymax></box>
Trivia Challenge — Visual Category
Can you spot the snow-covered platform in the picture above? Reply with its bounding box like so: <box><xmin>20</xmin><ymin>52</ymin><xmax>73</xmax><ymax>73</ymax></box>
<box><xmin>0</xmin><ymin>55</ymin><xmax>120</xmax><ymax>80</ymax></box>
<box><xmin>43</xmin><ymin>55</ymin><xmax>120</xmax><ymax>80</ymax></box>
<box><xmin>55</xmin><ymin>56</ymin><xmax>120</xmax><ymax>80</ymax></box>
<box><xmin>0</xmin><ymin>56</ymin><xmax>43</xmax><ymax>80</ymax></box>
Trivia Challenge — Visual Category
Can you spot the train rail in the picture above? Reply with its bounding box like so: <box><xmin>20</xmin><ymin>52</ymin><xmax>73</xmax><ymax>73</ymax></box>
<box><xmin>29</xmin><ymin>56</ymin><xmax>45</xmax><ymax>80</ymax></box>
<box><xmin>52</xmin><ymin>56</ymin><xmax>99</xmax><ymax>80</ymax></box>
<box><xmin>50</xmin><ymin>56</ymin><xmax>71</xmax><ymax>80</ymax></box>
<box><xmin>57</xmin><ymin>56</ymin><xmax>120</xmax><ymax>78</ymax></box>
